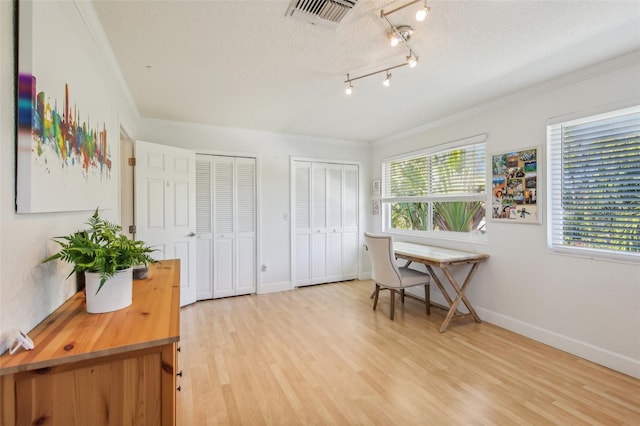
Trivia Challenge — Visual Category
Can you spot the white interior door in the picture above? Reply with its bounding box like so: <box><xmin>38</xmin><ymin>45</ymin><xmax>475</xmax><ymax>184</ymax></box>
<box><xmin>135</xmin><ymin>140</ymin><xmax>197</xmax><ymax>307</ymax></box>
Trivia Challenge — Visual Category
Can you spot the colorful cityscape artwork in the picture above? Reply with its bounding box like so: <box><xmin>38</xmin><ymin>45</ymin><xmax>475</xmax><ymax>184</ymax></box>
<box><xmin>16</xmin><ymin>73</ymin><xmax>112</xmax><ymax>213</ymax></box>
<box><xmin>18</xmin><ymin>74</ymin><xmax>111</xmax><ymax>177</ymax></box>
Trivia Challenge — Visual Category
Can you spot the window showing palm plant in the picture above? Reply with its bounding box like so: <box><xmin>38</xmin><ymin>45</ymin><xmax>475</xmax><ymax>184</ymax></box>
<box><xmin>383</xmin><ymin>137</ymin><xmax>486</xmax><ymax>234</ymax></box>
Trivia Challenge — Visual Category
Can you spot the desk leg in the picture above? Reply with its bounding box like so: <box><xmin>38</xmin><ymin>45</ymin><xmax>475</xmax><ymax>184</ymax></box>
<box><xmin>425</xmin><ymin>265</ymin><xmax>454</xmax><ymax>307</ymax></box>
<box><xmin>439</xmin><ymin>264</ymin><xmax>482</xmax><ymax>332</ymax></box>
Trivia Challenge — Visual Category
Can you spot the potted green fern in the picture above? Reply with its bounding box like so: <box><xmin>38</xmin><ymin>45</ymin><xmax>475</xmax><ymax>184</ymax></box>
<box><xmin>43</xmin><ymin>208</ymin><xmax>156</xmax><ymax>313</ymax></box>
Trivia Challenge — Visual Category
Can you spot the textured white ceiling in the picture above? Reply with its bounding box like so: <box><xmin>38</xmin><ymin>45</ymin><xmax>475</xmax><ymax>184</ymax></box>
<box><xmin>92</xmin><ymin>0</ymin><xmax>640</xmax><ymax>142</ymax></box>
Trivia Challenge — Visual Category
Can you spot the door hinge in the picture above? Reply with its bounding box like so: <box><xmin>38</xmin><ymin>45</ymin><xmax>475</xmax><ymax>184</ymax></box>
<box><xmin>129</xmin><ymin>225</ymin><xmax>136</xmax><ymax>234</ymax></box>
<box><xmin>128</xmin><ymin>157</ymin><xmax>136</xmax><ymax>166</ymax></box>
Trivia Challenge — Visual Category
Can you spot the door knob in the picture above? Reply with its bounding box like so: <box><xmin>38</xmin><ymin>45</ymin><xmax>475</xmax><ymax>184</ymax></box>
<box><xmin>187</xmin><ymin>232</ymin><xmax>196</xmax><ymax>237</ymax></box>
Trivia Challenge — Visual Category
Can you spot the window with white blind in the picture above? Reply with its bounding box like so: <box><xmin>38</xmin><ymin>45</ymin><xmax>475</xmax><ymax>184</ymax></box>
<box><xmin>547</xmin><ymin>105</ymin><xmax>640</xmax><ymax>261</ymax></box>
<box><xmin>382</xmin><ymin>134</ymin><xmax>487</xmax><ymax>236</ymax></box>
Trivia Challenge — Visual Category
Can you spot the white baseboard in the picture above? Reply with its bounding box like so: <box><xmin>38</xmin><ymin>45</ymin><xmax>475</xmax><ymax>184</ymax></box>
<box><xmin>476</xmin><ymin>307</ymin><xmax>640</xmax><ymax>379</ymax></box>
<box><xmin>258</xmin><ymin>281</ymin><xmax>292</xmax><ymax>294</ymax></box>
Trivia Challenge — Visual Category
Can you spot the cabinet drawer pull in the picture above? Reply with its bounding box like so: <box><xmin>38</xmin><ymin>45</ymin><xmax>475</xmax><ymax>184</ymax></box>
<box><xmin>177</xmin><ymin>386</ymin><xmax>181</xmax><ymax>392</ymax></box>
<box><xmin>177</xmin><ymin>370</ymin><xmax>183</xmax><ymax>377</ymax></box>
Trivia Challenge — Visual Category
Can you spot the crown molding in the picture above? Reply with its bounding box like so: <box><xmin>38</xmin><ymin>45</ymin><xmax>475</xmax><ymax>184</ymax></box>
<box><xmin>374</xmin><ymin>50</ymin><xmax>640</xmax><ymax>146</ymax></box>
<box><xmin>73</xmin><ymin>0</ymin><xmax>140</xmax><ymax>133</ymax></box>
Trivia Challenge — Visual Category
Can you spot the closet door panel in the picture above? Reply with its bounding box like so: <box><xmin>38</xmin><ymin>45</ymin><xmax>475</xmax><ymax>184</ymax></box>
<box><xmin>196</xmin><ymin>155</ymin><xmax>214</xmax><ymax>300</ymax></box>
<box><xmin>311</xmin><ymin>164</ymin><xmax>327</xmax><ymax>282</ymax></box>
<box><xmin>236</xmin><ymin>158</ymin><xmax>256</xmax><ymax>295</ymax></box>
<box><xmin>295</xmin><ymin>234</ymin><xmax>311</xmax><ymax>284</ymax></box>
<box><xmin>343</xmin><ymin>165</ymin><xmax>358</xmax><ymax>232</ymax></box>
<box><xmin>214</xmin><ymin>158</ymin><xmax>234</xmax><ymax>235</ymax></box>
<box><xmin>311</xmin><ymin>165</ymin><xmax>327</xmax><ymax>230</ymax></box>
<box><xmin>214</xmin><ymin>238</ymin><xmax>235</xmax><ymax>298</ymax></box>
<box><xmin>326</xmin><ymin>165</ymin><xmax>343</xmax><ymax>281</ymax></box>
<box><xmin>327</xmin><ymin>230</ymin><xmax>343</xmax><ymax>281</ymax></box>
<box><xmin>213</xmin><ymin>157</ymin><xmax>235</xmax><ymax>298</ymax></box>
<box><xmin>196</xmin><ymin>238</ymin><xmax>213</xmax><ymax>299</ymax></box>
<box><xmin>236</xmin><ymin>236</ymin><xmax>256</xmax><ymax>295</ymax></box>
<box><xmin>342</xmin><ymin>165</ymin><xmax>359</xmax><ymax>280</ymax></box>
<box><xmin>326</xmin><ymin>165</ymin><xmax>343</xmax><ymax>230</ymax></box>
<box><xmin>293</xmin><ymin>162</ymin><xmax>312</xmax><ymax>286</ymax></box>
<box><xmin>342</xmin><ymin>231</ymin><xmax>358</xmax><ymax>279</ymax></box>
<box><xmin>311</xmin><ymin>232</ymin><xmax>327</xmax><ymax>283</ymax></box>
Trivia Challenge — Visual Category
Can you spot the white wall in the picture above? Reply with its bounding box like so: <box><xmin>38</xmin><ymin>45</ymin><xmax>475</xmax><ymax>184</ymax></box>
<box><xmin>0</xmin><ymin>1</ymin><xmax>138</xmax><ymax>353</ymax></box>
<box><xmin>137</xmin><ymin>119</ymin><xmax>372</xmax><ymax>292</ymax></box>
<box><xmin>370</xmin><ymin>54</ymin><xmax>640</xmax><ymax>378</ymax></box>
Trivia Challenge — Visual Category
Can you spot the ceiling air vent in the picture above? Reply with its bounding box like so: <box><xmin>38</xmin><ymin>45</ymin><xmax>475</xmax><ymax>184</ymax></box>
<box><xmin>286</xmin><ymin>0</ymin><xmax>360</xmax><ymax>28</ymax></box>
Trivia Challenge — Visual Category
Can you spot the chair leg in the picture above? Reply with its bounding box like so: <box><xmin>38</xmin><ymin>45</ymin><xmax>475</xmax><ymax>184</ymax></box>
<box><xmin>390</xmin><ymin>288</ymin><xmax>395</xmax><ymax>320</ymax></box>
<box><xmin>373</xmin><ymin>284</ymin><xmax>380</xmax><ymax>311</ymax></box>
<box><xmin>401</xmin><ymin>289</ymin><xmax>405</xmax><ymax>304</ymax></box>
<box><xmin>425</xmin><ymin>284</ymin><xmax>431</xmax><ymax>316</ymax></box>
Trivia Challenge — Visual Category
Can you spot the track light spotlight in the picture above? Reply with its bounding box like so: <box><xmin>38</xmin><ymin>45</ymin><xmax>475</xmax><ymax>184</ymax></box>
<box><xmin>388</xmin><ymin>25</ymin><xmax>413</xmax><ymax>47</ymax></box>
<box><xmin>407</xmin><ymin>54</ymin><xmax>418</xmax><ymax>68</ymax></box>
<box><xmin>416</xmin><ymin>2</ymin><xmax>430</xmax><ymax>22</ymax></box>
<box><xmin>345</xmin><ymin>83</ymin><xmax>353</xmax><ymax>95</ymax></box>
<box><xmin>389</xmin><ymin>32</ymin><xmax>400</xmax><ymax>47</ymax></box>
<box><xmin>383</xmin><ymin>72</ymin><xmax>391</xmax><ymax>87</ymax></box>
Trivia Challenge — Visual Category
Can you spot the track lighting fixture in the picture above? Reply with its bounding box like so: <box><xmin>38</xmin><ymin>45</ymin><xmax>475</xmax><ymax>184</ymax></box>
<box><xmin>342</xmin><ymin>1</ymin><xmax>431</xmax><ymax>94</ymax></box>
<box><xmin>383</xmin><ymin>72</ymin><xmax>391</xmax><ymax>87</ymax></box>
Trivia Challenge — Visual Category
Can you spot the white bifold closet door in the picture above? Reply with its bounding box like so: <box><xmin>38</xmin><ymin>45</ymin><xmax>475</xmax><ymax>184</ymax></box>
<box><xmin>293</xmin><ymin>161</ymin><xmax>358</xmax><ymax>287</ymax></box>
<box><xmin>196</xmin><ymin>154</ymin><xmax>256</xmax><ymax>300</ymax></box>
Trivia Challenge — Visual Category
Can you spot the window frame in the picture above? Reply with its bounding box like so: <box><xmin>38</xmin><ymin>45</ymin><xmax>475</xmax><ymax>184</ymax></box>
<box><xmin>546</xmin><ymin>104</ymin><xmax>640</xmax><ymax>263</ymax></box>
<box><xmin>381</xmin><ymin>134</ymin><xmax>488</xmax><ymax>242</ymax></box>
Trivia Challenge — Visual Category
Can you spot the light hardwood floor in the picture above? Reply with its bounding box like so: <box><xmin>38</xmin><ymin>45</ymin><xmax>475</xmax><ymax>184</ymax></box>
<box><xmin>177</xmin><ymin>280</ymin><xmax>640</xmax><ymax>425</ymax></box>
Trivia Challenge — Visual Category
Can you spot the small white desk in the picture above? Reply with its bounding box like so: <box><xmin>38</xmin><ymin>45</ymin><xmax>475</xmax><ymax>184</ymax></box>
<box><xmin>393</xmin><ymin>242</ymin><xmax>489</xmax><ymax>332</ymax></box>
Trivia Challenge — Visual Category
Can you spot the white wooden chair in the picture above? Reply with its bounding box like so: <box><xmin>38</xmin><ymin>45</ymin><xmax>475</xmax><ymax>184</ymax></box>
<box><xmin>364</xmin><ymin>232</ymin><xmax>431</xmax><ymax>320</ymax></box>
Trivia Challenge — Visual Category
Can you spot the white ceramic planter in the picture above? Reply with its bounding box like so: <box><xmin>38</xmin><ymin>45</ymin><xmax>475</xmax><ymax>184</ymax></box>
<box><xmin>85</xmin><ymin>268</ymin><xmax>133</xmax><ymax>314</ymax></box>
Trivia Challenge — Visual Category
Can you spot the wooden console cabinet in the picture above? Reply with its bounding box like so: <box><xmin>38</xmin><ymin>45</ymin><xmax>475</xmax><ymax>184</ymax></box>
<box><xmin>0</xmin><ymin>260</ymin><xmax>181</xmax><ymax>426</ymax></box>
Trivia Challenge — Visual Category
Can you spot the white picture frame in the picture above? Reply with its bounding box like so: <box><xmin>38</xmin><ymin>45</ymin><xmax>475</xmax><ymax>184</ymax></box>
<box><xmin>372</xmin><ymin>179</ymin><xmax>380</xmax><ymax>196</ymax></box>
<box><xmin>372</xmin><ymin>199</ymin><xmax>380</xmax><ymax>216</ymax></box>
